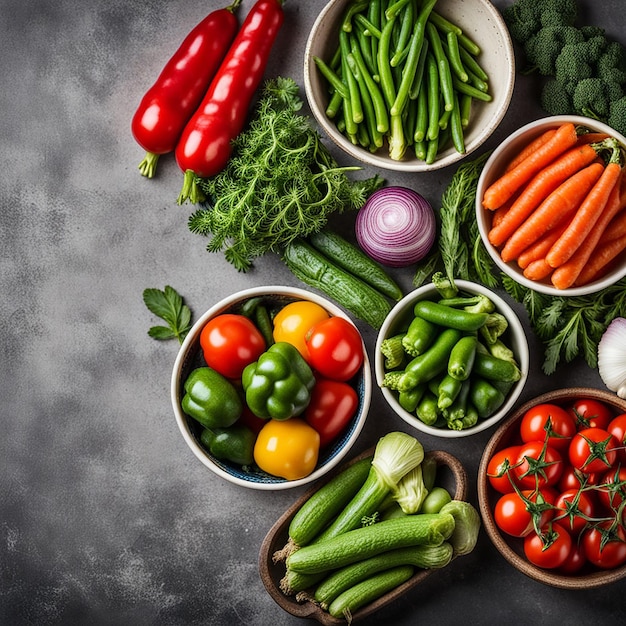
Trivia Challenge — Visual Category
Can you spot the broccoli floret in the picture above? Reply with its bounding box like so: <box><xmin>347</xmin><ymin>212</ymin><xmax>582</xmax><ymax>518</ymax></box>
<box><xmin>541</xmin><ymin>78</ymin><xmax>574</xmax><ymax>115</ymax></box>
<box><xmin>572</xmin><ymin>77</ymin><xmax>623</xmax><ymax>120</ymax></box>
<box><xmin>502</xmin><ymin>0</ymin><xmax>578</xmax><ymax>43</ymax></box>
<box><xmin>553</xmin><ymin>36</ymin><xmax>608</xmax><ymax>94</ymax></box>
<box><xmin>596</xmin><ymin>41</ymin><xmax>626</xmax><ymax>86</ymax></box>
<box><xmin>524</xmin><ymin>26</ymin><xmax>585</xmax><ymax>75</ymax></box>
<box><xmin>608</xmin><ymin>96</ymin><xmax>626</xmax><ymax>136</ymax></box>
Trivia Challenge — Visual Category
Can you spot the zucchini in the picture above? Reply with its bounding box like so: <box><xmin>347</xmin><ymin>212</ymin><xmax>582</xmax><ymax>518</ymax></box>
<box><xmin>314</xmin><ymin>543</ymin><xmax>453</xmax><ymax>608</ymax></box>
<box><xmin>327</xmin><ymin>565</ymin><xmax>415</xmax><ymax>619</ymax></box>
<box><xmin>286</xmin><ymin>513</ymin><xmax>455</xmax><ymax>575</ymax></box>
<box><xmin>307</xmin><ymin>229</ymin><xmax>404</xmax><ymax>301</ymax></box>
<box><xmin>288</xmin><ymin>456</ymin><xmax>373</xmax><ymax>548</ymax></box>
<box><xmin>283</xmin><ymin>239</ymin><xmax>392</xmax><ymax>329</ymax></box>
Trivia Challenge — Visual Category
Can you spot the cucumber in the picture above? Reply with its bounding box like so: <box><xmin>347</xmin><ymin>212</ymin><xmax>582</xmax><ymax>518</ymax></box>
<box><xmin>283</xmin><ymin>239</ymin><xmax>392</xmax><ymax>329</ymax></box>
<box><xmin>286</xmin><ymin>513</ymin><xmax>455</xmax><ymax>575</ymax></box>
<box><xmin>288</xmin><ymin>456</ymin><xmax>372</xmax><ymax>548</ymax></box>
<box><xmin>308</xmin><ymin>229</ymin><xmax>403</xmax><ymax>301</ymax></box>
<box><xmin>327</xmin><ymin>565</ymin><xmax>415</xmax><ymax>619</ymax></box>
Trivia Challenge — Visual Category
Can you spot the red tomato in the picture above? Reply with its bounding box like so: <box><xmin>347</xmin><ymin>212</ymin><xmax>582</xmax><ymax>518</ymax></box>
<box><xmin>554</xmin><ymin>488</ymin><xmax>596</xmax><ymax>536</ymax></box>
<box><xmin>494</xmin><ymin>488</ymin><xmax>556</xmax><ymax>537</ymax></box>
<box><xmin>569</xmin><ymin>427</ymin><xmax>619</xmax><ymax>474</ymax></box>
<box><xmin>513</xmin><ymin>441</ymin><xmax>564</xmax><ymax>489</ymax></box>
<box><xmin>304</xmin><ymin>378</ymin><xmax>358</xmax><ymax>447</ymax></box>
<box><xmin>200</xmin><ymin>314</ymin><xmax>266</xmax><ymax>379</ymax></box>
<box><xmin>559</xmin><ymin>541</ymin><xmax>587</xmax><ymax>574</ymax></box>
<box><xmin>597</xmin><ymin>466</ymin><xmax>626</xmax><ymax>514</ymax></box>
<box><xmin>569</xmin><ymin>398</ymin><xmax>614</xmax><ymax>431</ymax></box>
<box><xmin>524</xmin><ymin>522</ymin><xmax>572</xmax><ymax>569</ymax></box>
<box><xmin>305</xmin><ymin>317</ymin><xmax>364</xmax><ymax>382</ymax></box>
<box><xmin>607</xmin><ymin>413</ymin><xmax>626</xmax><ymax>463</ymax></box>
<box><xmin>519</xmin><ymin>403</ymin><xmax>577</xmax><ymax>452</ymax></box>
<box><xmin>583</xmin><ymin>521</ymin><xmax>626</xmax><ymax>569</ymax></box>
<box><xmin>487</xmin><ymin>445</ymin><xmax>521</xmax><ymax>494</ymax></box>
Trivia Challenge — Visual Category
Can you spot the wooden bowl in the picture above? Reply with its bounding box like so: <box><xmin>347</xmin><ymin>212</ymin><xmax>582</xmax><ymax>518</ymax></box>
<box><xmin>477</xmin><ymin>387</ymin><xmax>626</xmax><ymax>589</ymax></box>
<box><xmin>259</xmin><ymin>446</ymin><xmax>468</xmax><ymax>624</ymax></box>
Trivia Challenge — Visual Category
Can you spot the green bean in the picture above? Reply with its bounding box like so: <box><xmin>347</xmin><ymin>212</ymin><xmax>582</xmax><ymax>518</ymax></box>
<box><xmin>354</xmin><ymin>13</ymin><xmax>382</xmax><ymax>39</ymax></box>
<box><xmin>350</xmin><ymin>34</ymin><xmax>389</xmax><ymax>133</ymax></box>
<box><xmin>445</xmin><ymin>31</ymin><xmax>469</xmax><ymax>82</ymax></box>
<box><xmin>404</xmin><ymin>96</ymin><xmax>417</xmax><ymax>147</ymax></box>
<box><xmin>340</xmin><ymin>30</ymin><xmax>363</xmax><ymax>124</ymax></box>
<box><xmin>450</xmin><ymin>92</ymin><xmax>466</xmax><ymax>154</ymax></box>
<box><xmin>467</xmin><ymin>69</ymin><xmax>489</xmax><ymax>93</ymax></box>
<box><xmin>458</xmin><ymin>44</ymin><xmax>488</xmax><ymax>82</ymax></box>
<box><xmin>460</xmin><ymin>93</ymin><xmax>472</xmax><ymax>128</ymax></box>
<box><xmin>429</xmin><ymin>11</ymin><xmax>462</xmax><ymax>36</ymax></box>
<box><xmin>342</xmin><ymin>0</ymin><xmax>369</xmax><ymax>33</ymax></box>
<box><xmin>458</xmin><ymin>32</ymin><xmax>481</xmax><ymax>56</ymax></box>
<box><xmin>425</xmin><ymin>51</ymin><xmax>440</xmax><ymax>141</ymax></box>
<box><xmin>390</xmin><ymin>0</ymin><xmax>414</xmax><ymax>67</ymax></box>
<box><xmin>438</xmin><ymin>108</ymin><xmax>452</xmax><ymax>130</ymax></box>
<box><xmin>314</xmin><ymin>56</ymin><xmax>349</xmax><ymax>99</ymax></box>
<box><xmin>386</xmin><ymin>0</ymin><xmax>412</xmax><ymax>20</ymax></box>
<box><xmin>354</xmin><ymin>21</ymin><xmax>377</xmax><ymax>76</ymax></box>
<box><xmin>342</xmin><ymin>93</ymin><xmax>358</xmax><ymax>139</ymax></box>
<box><xmin>368</xmin><ymin>0</ymin><xmax>382</xmax><ymax>74</ymax></box>
<box><xmin>348</xmin><ymin>48</ymin><xmax>384</xmax><ymax>148</ymax></box>
<box><xmin>330</xmin><ymin>43</ymin><xmax>342</xmax><ymax>71</ymax></box>
<box><xmin>425</xmin><ymin>134</ymin><xmax>439</xmax><ymax>164</ymax></box>
<box><xmin>409</xmin><ymin>38</ymin><xmax>429</xmax><ymax>100</ymax></box>
<box><xmin>414</xmin><ymin>78</ymin><xmax>428</xmax><ymax>143</ymax></box>
<box><xmin>377</xmin><ymin>14</ymin><xmax>397</xmax><ymax>108</ymax></box>
<box><xmin>326</xmin><ymin>90</ymin><xmax>344</xmax><ymax>119</ymax></box>
<box><xmin>426</xmin><ymin>22</ymin><xmax>454</xmax><ymax>112</ymax></box>
<box><xmin>452</xmin><ymin>76</ymin><xmax>493</xmax><ymax>102</ymax></box>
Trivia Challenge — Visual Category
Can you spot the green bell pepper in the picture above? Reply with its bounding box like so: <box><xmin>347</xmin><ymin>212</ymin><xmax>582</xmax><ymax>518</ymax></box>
<box><xmin>181</xmin><ymin>367</ymin><xmax>242</xmax><ymax>429</ymax></box>
<box><xmin>200</xmin><ymin>424</ymin><xmax>256</xmax><ymax>466</ymax></box>
<box><xmin>242</xmin><ymin>341</ymin><xmax>315</xmax><ymax>420</ymax></box>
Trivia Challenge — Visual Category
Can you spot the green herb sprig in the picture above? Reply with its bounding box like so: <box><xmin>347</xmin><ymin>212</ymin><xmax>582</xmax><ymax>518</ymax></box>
<box><xmin>143</xmin><ymin>286</ymin><xmax>192</xmax><ymax>344</ymax></box>
<box><xmin>188</xmin><ymin>76</ymin><xmax>383</xmax><ymax>272</ymax></box>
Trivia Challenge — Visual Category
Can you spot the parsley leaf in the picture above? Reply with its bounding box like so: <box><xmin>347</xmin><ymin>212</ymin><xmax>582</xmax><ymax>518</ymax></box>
<box><xmin>143</xmin><ymin>286</ymin><xmax>192</xmax><ymax>344</ymax></box>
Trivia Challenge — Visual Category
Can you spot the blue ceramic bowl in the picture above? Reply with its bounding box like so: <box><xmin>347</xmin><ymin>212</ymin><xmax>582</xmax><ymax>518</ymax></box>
<box><xmin>171</xmin><ymin>286</ymin><xmax>371</xmax><ymax>490</ymax></box>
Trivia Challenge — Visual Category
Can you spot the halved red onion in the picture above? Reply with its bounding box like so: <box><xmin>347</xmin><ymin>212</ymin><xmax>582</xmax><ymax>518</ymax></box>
<box><xmin>355</xmin><ymin>186</ymin><xmax>436</xmax><ymax>267</ymax></box>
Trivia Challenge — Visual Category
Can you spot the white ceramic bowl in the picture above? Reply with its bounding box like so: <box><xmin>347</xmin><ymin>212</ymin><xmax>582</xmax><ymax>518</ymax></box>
<box><xmin>374</xmin><ymin>280</ymin><xmax>529</xmax><ymax>438</ymax></box>
<box><xmin>304</xmin><ymin>0</ymin><xmax>515</xmax><ymax>171</ymax></box>
<box><xmin>171</xmin><ymin>286</ymin><xmax>371</xmax><ymax>490</ymax></box>
<box><xmin>476</xmin><ymin>115</ymin><xmax>626</xmax><ymax>296</ymax></box>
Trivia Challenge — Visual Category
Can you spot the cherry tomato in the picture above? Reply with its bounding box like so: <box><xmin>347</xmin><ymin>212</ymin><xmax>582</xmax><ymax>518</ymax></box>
<box><xmin>557</xmin><ymin>464</ymin><xmax>601</xmax><ymax>492</ymax></box>
<box><xmin>494</xmin><ymin>488</ymin><xmax>556</xmax><ymax>537</ymax></box>
<box><xmin>513</xmin><ymin>441</ymin><xmax>564</xmax><ymax>489</ymax></box>
<box><xmin>583</xmin><ymin>521</ymin><xmax>626</xmax><ymax>569</ymax></box>
<box><xmin>597</xmin><ymin>466</ymin><xmax>626</xmax><ymax>514</ymax></box>
<box><xmin>305</xmin><ymin>317</ymin><xmax>364</xmax><ymax>382</ymax></box>
<box><xmin>569</xmin><ymin>427</ymin><xmax>619</xmax><ymax>474</ymax></box>
<box><xmin>519</xmin><ymin>403</ymin><xmax>577</xmax><ymax>452</ymax></box>
<box><xmin>569</xmin><ymin>398</ymin><xmax>614</xmax><ymax>431</ymax></box>
<box><xmin>554</xmin><ymin>488</ymin><xmax>596</xmax><ymax>536</ymax></box>
<box><xmin>487</xmin><ymin>445</ymin><xmax>521</xmax><ymax>494</ymax></box>
<box><xmin>272</xmin><ymin>301</ymin><xmax>329</xmax><ymax>360</ymax></box>
<box><xmin>253</xmin><ymin>418</ymin><xmax>320</xmax><ymax>481</ymax></box>
<box><xmin>607</xmin><ymin>413</ymin><xmax>626</xmax><ymax>463</ymax></box>
<box><xmin>304</xmin><ymin>378</ymin><xmax>358</xmax><ymax>447</ymax></box>
<box><xmin>558</xmin><ymin>541</ymin><xmax>587</xmax><ymax>574</ymax></box>
<box><xmin>524</xmin><ymin>522</ymin><xmax>572</xmax><ymax>569</ymax></box>
<box><xmin>200</xmin><ymin>313</ymin><xmax>266</xmax><ymax>379</ymax></box>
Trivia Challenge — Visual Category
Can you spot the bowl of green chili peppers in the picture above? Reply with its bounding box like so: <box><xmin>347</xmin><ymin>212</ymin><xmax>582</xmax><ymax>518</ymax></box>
<box><xmin>375</xmin><ymin>278</ymin><xmax>529</xmax><ymax>437</ymax></box>
<box><xmin>304</xmin><ymin>0</ymin><xmax>515</xmax><ymax>171</ymax></box>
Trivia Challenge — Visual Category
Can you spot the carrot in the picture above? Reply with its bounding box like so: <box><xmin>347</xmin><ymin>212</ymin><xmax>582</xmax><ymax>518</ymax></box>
<box><xmin>602</xmin><ymin>207</ymin><xmax>626</xmax><ymax>242</ymax></box>
<box><xmin>523</xmin><ymin>258</ymin><xmax>553</xmax><ymax>281</ymax></box>
<box><xmin>488</xmin><ymin>143</ymin><xmax>599</xmax><ymax>247</ymax></box>
<box><xmin>491</xmin><ymin>202</ymin><xmax>512</xmax><ymax>229</ymax></box>
<box><xmin>575</xmin><ymin>233</ymin><xmax>626</xmax><ymax>284</ymax></box>
<box><xmin>551</xmin><ymin>170</ymin><xmax>624</xmax><ymax>289</ymax></box>
<box><xmin>517</xmin><ymin>222</ymin><xmax>568</xmax><ymax>269</ymax></box>
<box><xmin>576</xmin><ymin>132</ymin><xmax>611</xmax><ymax>145</ymax></box>
<box><xmin>546</xmin><ymin>154</ymin><xmax>623</xmax><ymax>268</ymax></box>
<box><xmin>499</xmin><ymin>162</ymin><xmax>604</xmax><ymax>263</ymax></box>
<box><xmin>504</xmin><ymin>128</ymin><xmax>557</xmax><ymax>172</ymax></box>
<box><xmin>482</xmin><ymin>122</ymin><xmax>579</xmax><ymax>210</ymax></box>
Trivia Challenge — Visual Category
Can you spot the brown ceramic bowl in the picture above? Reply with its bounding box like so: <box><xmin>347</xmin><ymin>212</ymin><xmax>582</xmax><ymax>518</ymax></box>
<box><xmin>259</xmin><ymin>445</ymin><xmax>468</xmax><ymax>624</ymax></box>
<box><xmin>477</xmin><ymin>387</ymin><xmax>626</xmax><ymax>589</ymax></box>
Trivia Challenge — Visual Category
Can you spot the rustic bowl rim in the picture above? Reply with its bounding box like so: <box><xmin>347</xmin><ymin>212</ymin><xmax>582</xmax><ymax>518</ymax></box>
<box><xmin>477</xmin><ymin>386</ymin><xmax>626</xmax><ymax>589</ymax></box>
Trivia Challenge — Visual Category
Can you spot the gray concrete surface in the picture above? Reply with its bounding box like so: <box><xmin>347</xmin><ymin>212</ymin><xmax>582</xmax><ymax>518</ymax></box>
<box><xmin>2</xmin><ymin>1</ymin><xmax>625</xmax><ymax>624</ymax></box>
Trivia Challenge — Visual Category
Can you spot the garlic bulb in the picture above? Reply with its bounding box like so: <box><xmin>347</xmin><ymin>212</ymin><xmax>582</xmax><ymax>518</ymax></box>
<box><xmin>598</xmin><ymin>317</ymin><xmax>626</xmax><ymax>399</ymax></box>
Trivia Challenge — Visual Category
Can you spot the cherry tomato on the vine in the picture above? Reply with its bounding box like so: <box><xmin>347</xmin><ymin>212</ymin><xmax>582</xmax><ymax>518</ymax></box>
<box><xmin>569</xmin><ymin>398</ymin><xmax>614</xmax><ymax>431</ymax></box>
<box><xmin>304</xmin><ymin>378</ymin><xmax>358</xmax><ymax>447</ymax></box>
<box><xmin>486</xmin><ymin>445</ymin><xmax>521</xmax><ymax>494</ymax></box>
<box><xmin>513</xmin><ymin>441</ymin><xmax>563</xmax><ymax>489</ymax></box>
<box><xmin>494</xmin><ymin>488</ymin><xmax>556</xmax><ymax>537</ymax></box>
<box><xmin>524</xmin><ymin>522</ymin><xmax>572</xmax><ymax>569</ymax></box>
<box><xmin>519</xmin><ymin>403</ymin><xmax>577</xmax><ymax>452</ymax></box>
<box><xmin>553</xmin><ymin>488</ymin><xmax>596</xmax><ymax>536</ymax></box>
<box><xmin>607</xmin><ymin>413</ymin><xmax>626</xmax><ymax>463</ymax></box>
<box><xmin>597</xmin><ymin>466</ymin><xmax>626</xmax><ymax>515</ymax></box>
<box><xmin>558</xmin><ymin>542</ymin><xmax>587</xmax><ymax>574</ymax></box>
<box><xmin>569</xmin><ymin>427</ymin><xmax>619</xmax><ymax>474</ymax></box>
<box><xmin>200</xmin><ymin>313</ymin><xmax>266</xmax><ymax>379</ymax></box>
<box><xmin>305</xmin><ymin>317</ymin><xmax>364</xmax><ymax>382</ymax></box>
<box><xmin>583</xmin><ymin>521</ymin><xmax>626</xmax><ymax>569</ymax></box>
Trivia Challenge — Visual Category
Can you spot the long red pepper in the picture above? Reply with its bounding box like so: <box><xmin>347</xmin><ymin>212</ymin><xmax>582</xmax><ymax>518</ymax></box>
<box><xmin>131</xmin><ymin>1</ymin><xmax>242</xmax><ymax>178</ymax></box>
<box><xmin>175</xmin><ymin>0</ymin><xmax>284</xmax><ymax>204</ymax></box>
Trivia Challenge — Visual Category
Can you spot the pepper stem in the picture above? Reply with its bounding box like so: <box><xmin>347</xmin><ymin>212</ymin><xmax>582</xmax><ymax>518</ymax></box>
<box><xmin>177</xmin><ymin>169</ymin><xmax>206</xmax><ymax>205</ymax></box>
<box><xmin>138</xmin><ymin>152</ymin><xmax>160</xmax><ymax>178</ymax></box>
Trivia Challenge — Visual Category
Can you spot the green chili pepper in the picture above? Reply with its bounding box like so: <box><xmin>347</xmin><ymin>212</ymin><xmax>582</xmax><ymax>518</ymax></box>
<box><xmin>415</xmin><ymin>391</ymin><xmax>440</xmax><ymax>426</ymax></box>
<box><xmin>402</xmin><ymin>315</ymin><xmax>437</xmax><ymax>357</ymax></box>
<box><xmin>399</xmin><ymin>383</ymin><xmax>426</xmax><ymax>413</ymax></box>
<box><xmin>200</xmin><ymin>424</ymin><xmax>256</xmax><ymax>466</ymax></box>
<box><xmin>447</xmin><ymin>335</ymin><xmax>477</xmax><ymax>381</ymax></box>
<box><xmin>437</xmin><ymin>373</ymin><xmax>463</xmax><ymax>410</ymax></box>
<box><xmin>442</xmin><ymin>378</ymin><xmax>471</xmax><ymax>427</ymax></box>
<box><xmin>242</xmin><ymin>342</ymin><xmax>316</xmax><ymax>420</ymax></box>
<box><xmin>469</xmin><ymin>377</ymin><xmax>505</xmax><ymax>419</ymax></box>
<box><xmin>181</xmin><ymin>367</ymin><xmax>243</xmax><ymax>429</ymax></box>
<box><xmin>413</xmin><ymin>300</ymin><xmax>489</xmax><ymax>331</ymax></box>
<box><xmin>473</xmin><ymin>352</ymin><xmax>521</xmax><ymax>383</ymax></box>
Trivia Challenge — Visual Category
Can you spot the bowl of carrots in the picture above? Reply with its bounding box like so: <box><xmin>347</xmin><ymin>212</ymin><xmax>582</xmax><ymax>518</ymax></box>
<box><xmin>476</xmin><ymin>115</ymin><xmax>626</xmax><ymax>296</ymax></box>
